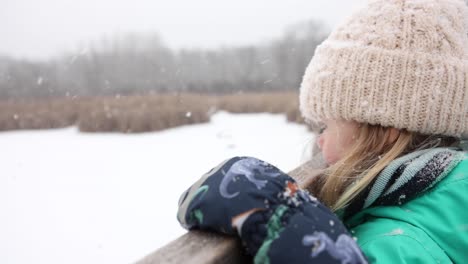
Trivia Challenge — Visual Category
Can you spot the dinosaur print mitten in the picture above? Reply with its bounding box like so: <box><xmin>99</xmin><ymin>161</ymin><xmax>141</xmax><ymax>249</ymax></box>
<box><xmin>177</xmin><ymin>157</ymin><xmax>367</xmax><ymax>264</ymax></box>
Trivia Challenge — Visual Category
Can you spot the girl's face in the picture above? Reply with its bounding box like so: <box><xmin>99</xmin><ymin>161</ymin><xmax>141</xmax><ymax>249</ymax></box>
<box><xmin>317</xmin><ymin>119</ymin><xmax>360</xmax><ymax>165</ymax></box>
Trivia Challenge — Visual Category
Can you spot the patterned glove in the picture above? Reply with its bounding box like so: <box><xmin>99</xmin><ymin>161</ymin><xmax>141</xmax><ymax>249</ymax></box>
<box><xmin>177</xmin><ymin>156</ymin><xmax>367</xmax><ymax>264</ymax></box>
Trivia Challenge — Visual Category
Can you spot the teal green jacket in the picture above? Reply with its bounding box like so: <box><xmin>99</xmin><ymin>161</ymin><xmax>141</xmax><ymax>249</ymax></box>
<box><xmin>345</xmin><ymin>154</ymin><xmax>468</xmax><ymax>263</ymax></box>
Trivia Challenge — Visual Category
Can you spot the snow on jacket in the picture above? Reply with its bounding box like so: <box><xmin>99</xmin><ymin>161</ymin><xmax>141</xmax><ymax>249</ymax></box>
<box><xmin>177</xmin><ymin>147</ymin><xmax>467</xmax><ymax>263</ymax></box>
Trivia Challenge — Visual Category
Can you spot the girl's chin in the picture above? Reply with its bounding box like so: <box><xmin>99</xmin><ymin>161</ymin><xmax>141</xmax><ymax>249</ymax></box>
<box><xmin>323</xmin><ymin>155</ymin><xmax>340</xmax><ymax>166</ymax></box>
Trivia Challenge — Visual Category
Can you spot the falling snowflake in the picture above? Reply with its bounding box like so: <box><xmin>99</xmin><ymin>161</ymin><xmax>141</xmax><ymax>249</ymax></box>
<box><xmin>384</xmin><ymin>228</ymin><xmax>404</xmax><ymax>236</ymax></box>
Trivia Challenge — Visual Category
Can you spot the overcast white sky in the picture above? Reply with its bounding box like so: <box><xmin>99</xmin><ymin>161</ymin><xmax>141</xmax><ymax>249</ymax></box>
<box><xmin>1</xmin><ymin>0</ymin><xmax>366</xmax><ymax>60</ymax></box>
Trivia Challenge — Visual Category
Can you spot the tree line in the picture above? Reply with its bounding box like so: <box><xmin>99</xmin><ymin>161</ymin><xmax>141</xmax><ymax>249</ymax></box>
<box><xmin>0</xmin><ymin>20</ymin><xmax>328</xmax><ymax>99</ymax></box>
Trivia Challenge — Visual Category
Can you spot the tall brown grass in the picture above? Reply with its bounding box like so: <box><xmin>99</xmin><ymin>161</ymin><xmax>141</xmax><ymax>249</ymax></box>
<box><xmin>0</xmin><ymin>92</ymin><xmax>304</xmax><ymax>133</ymax></box>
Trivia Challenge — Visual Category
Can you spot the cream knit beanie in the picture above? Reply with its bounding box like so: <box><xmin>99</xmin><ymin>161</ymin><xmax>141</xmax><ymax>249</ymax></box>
<box><xmin>299</xmin><ymin>0</ymin><xmax>468</xmax><ymax>138</ymax></box>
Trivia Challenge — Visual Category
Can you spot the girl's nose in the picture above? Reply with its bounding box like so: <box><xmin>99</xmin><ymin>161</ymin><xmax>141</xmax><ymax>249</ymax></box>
<box><xmin>317</xmin><ymin>134</ymin><xmax>324</xmax><ymax>150</ymax></box>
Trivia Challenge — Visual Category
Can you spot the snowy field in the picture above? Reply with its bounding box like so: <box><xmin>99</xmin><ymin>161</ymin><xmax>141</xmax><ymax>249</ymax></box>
<box><xmin>2</xmin><ymin>111</ymin><xmax>314</xmax><ymax>264</ymax></box>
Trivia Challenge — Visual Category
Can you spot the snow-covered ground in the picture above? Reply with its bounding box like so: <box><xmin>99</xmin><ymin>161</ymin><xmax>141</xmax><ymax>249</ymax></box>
<box><xmin>1</xmin><ymin>111</ymin><xmax>314</xmax><ymax>264</ymax></box>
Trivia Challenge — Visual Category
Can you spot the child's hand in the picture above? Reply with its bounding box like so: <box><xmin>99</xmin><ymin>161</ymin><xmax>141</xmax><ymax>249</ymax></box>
<box><xmin>176</xmin><ymin>157</ymin><xmax>367</xmax><ymax>264</ymax></box>
<box><xmin>177</xmin><ymin>156</ymin><xmax>313</xmax><ymax>234</ymax></box>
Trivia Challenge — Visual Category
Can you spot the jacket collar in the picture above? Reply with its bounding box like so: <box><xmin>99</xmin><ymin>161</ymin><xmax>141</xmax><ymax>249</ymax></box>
<box><xmin>341</xmin><ymin>147</ymin><xmax>466</xmax><ymax>222</ymax></box>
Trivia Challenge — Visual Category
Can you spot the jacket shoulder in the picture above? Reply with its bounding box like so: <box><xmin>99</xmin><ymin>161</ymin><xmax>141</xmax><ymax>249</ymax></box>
<box><xmin>352</xmin><ymin>218</ymin><xmax>451</xmax><ymax>263</ymax></box>
<box><xmin>349</xmin><ymin>154</ymin><xmax>468</xmax><ymax>263</ymax></box>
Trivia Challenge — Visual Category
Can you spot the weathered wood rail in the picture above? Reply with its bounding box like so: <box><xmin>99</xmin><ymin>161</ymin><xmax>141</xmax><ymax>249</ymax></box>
<box><xmin>137</xmin><ymin>157</ymin><xmax>324</xmax><ymax>264</ymax></box>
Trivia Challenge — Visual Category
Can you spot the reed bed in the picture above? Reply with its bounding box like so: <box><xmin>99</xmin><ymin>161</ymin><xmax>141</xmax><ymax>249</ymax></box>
<box><xmin>0</xmin><ymin>92</ymin><xmax>304</xmax><ymax>133</ymax></box>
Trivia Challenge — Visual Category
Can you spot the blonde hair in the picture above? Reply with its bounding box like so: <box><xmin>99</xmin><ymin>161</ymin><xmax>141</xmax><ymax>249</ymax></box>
<box><xmin>307</xmin><ymin>124</ymin><xmax>459</xmax><ymax>212</ymax></box>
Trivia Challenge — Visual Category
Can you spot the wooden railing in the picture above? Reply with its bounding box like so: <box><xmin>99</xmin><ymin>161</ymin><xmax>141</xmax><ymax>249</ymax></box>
<box><xmin>136</xmin><ymin>158</ymin><xmax>323</xmax><ymax>264</ymax></box>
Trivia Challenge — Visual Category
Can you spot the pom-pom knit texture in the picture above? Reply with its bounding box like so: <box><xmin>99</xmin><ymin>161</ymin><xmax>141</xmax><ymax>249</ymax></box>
<box><xmin>299</xmin><ymin>0</ymin><xmax>468</xmax><ymax>137</ymax></box>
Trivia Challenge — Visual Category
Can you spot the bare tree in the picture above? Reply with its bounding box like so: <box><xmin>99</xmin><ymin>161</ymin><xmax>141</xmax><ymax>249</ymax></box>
<box><xmin>0</xmin><ymin>20</ymin><xmax>328</xmax><ymax>99</ymax></box>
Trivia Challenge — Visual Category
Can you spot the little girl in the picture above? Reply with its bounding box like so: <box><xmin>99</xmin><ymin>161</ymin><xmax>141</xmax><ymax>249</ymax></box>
<box><xmin>177</xmin><ymin>0</ymin><xmax>468</xmax><ymax>263</ymax></box>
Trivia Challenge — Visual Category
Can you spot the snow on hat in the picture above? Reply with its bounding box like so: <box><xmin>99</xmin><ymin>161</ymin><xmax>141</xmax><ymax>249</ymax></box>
<box><xmin>299</xmin><ymin>0</ymin><xmax>468</xmax><ymax>138</ymax></box>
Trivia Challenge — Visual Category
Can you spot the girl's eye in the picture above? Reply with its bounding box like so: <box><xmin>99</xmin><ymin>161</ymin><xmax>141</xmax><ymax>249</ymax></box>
<box><xmin>318</xmin><ymin>126</ymin><xmax>327</xmax><ymax>134</ymax></box>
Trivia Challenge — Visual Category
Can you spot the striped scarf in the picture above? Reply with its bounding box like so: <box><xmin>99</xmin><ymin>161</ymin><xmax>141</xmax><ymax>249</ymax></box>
<box><xmin>343</xmin><ymin>147</ymin><xmax>466</xmax><ymax>220</ymax></box>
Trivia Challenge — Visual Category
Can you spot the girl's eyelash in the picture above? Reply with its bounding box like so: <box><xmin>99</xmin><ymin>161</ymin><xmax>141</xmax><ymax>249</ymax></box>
<box><xmin>318</xmin><ymin>126</ymin><xmax>327</xmax><ymax>134</ymax></box>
